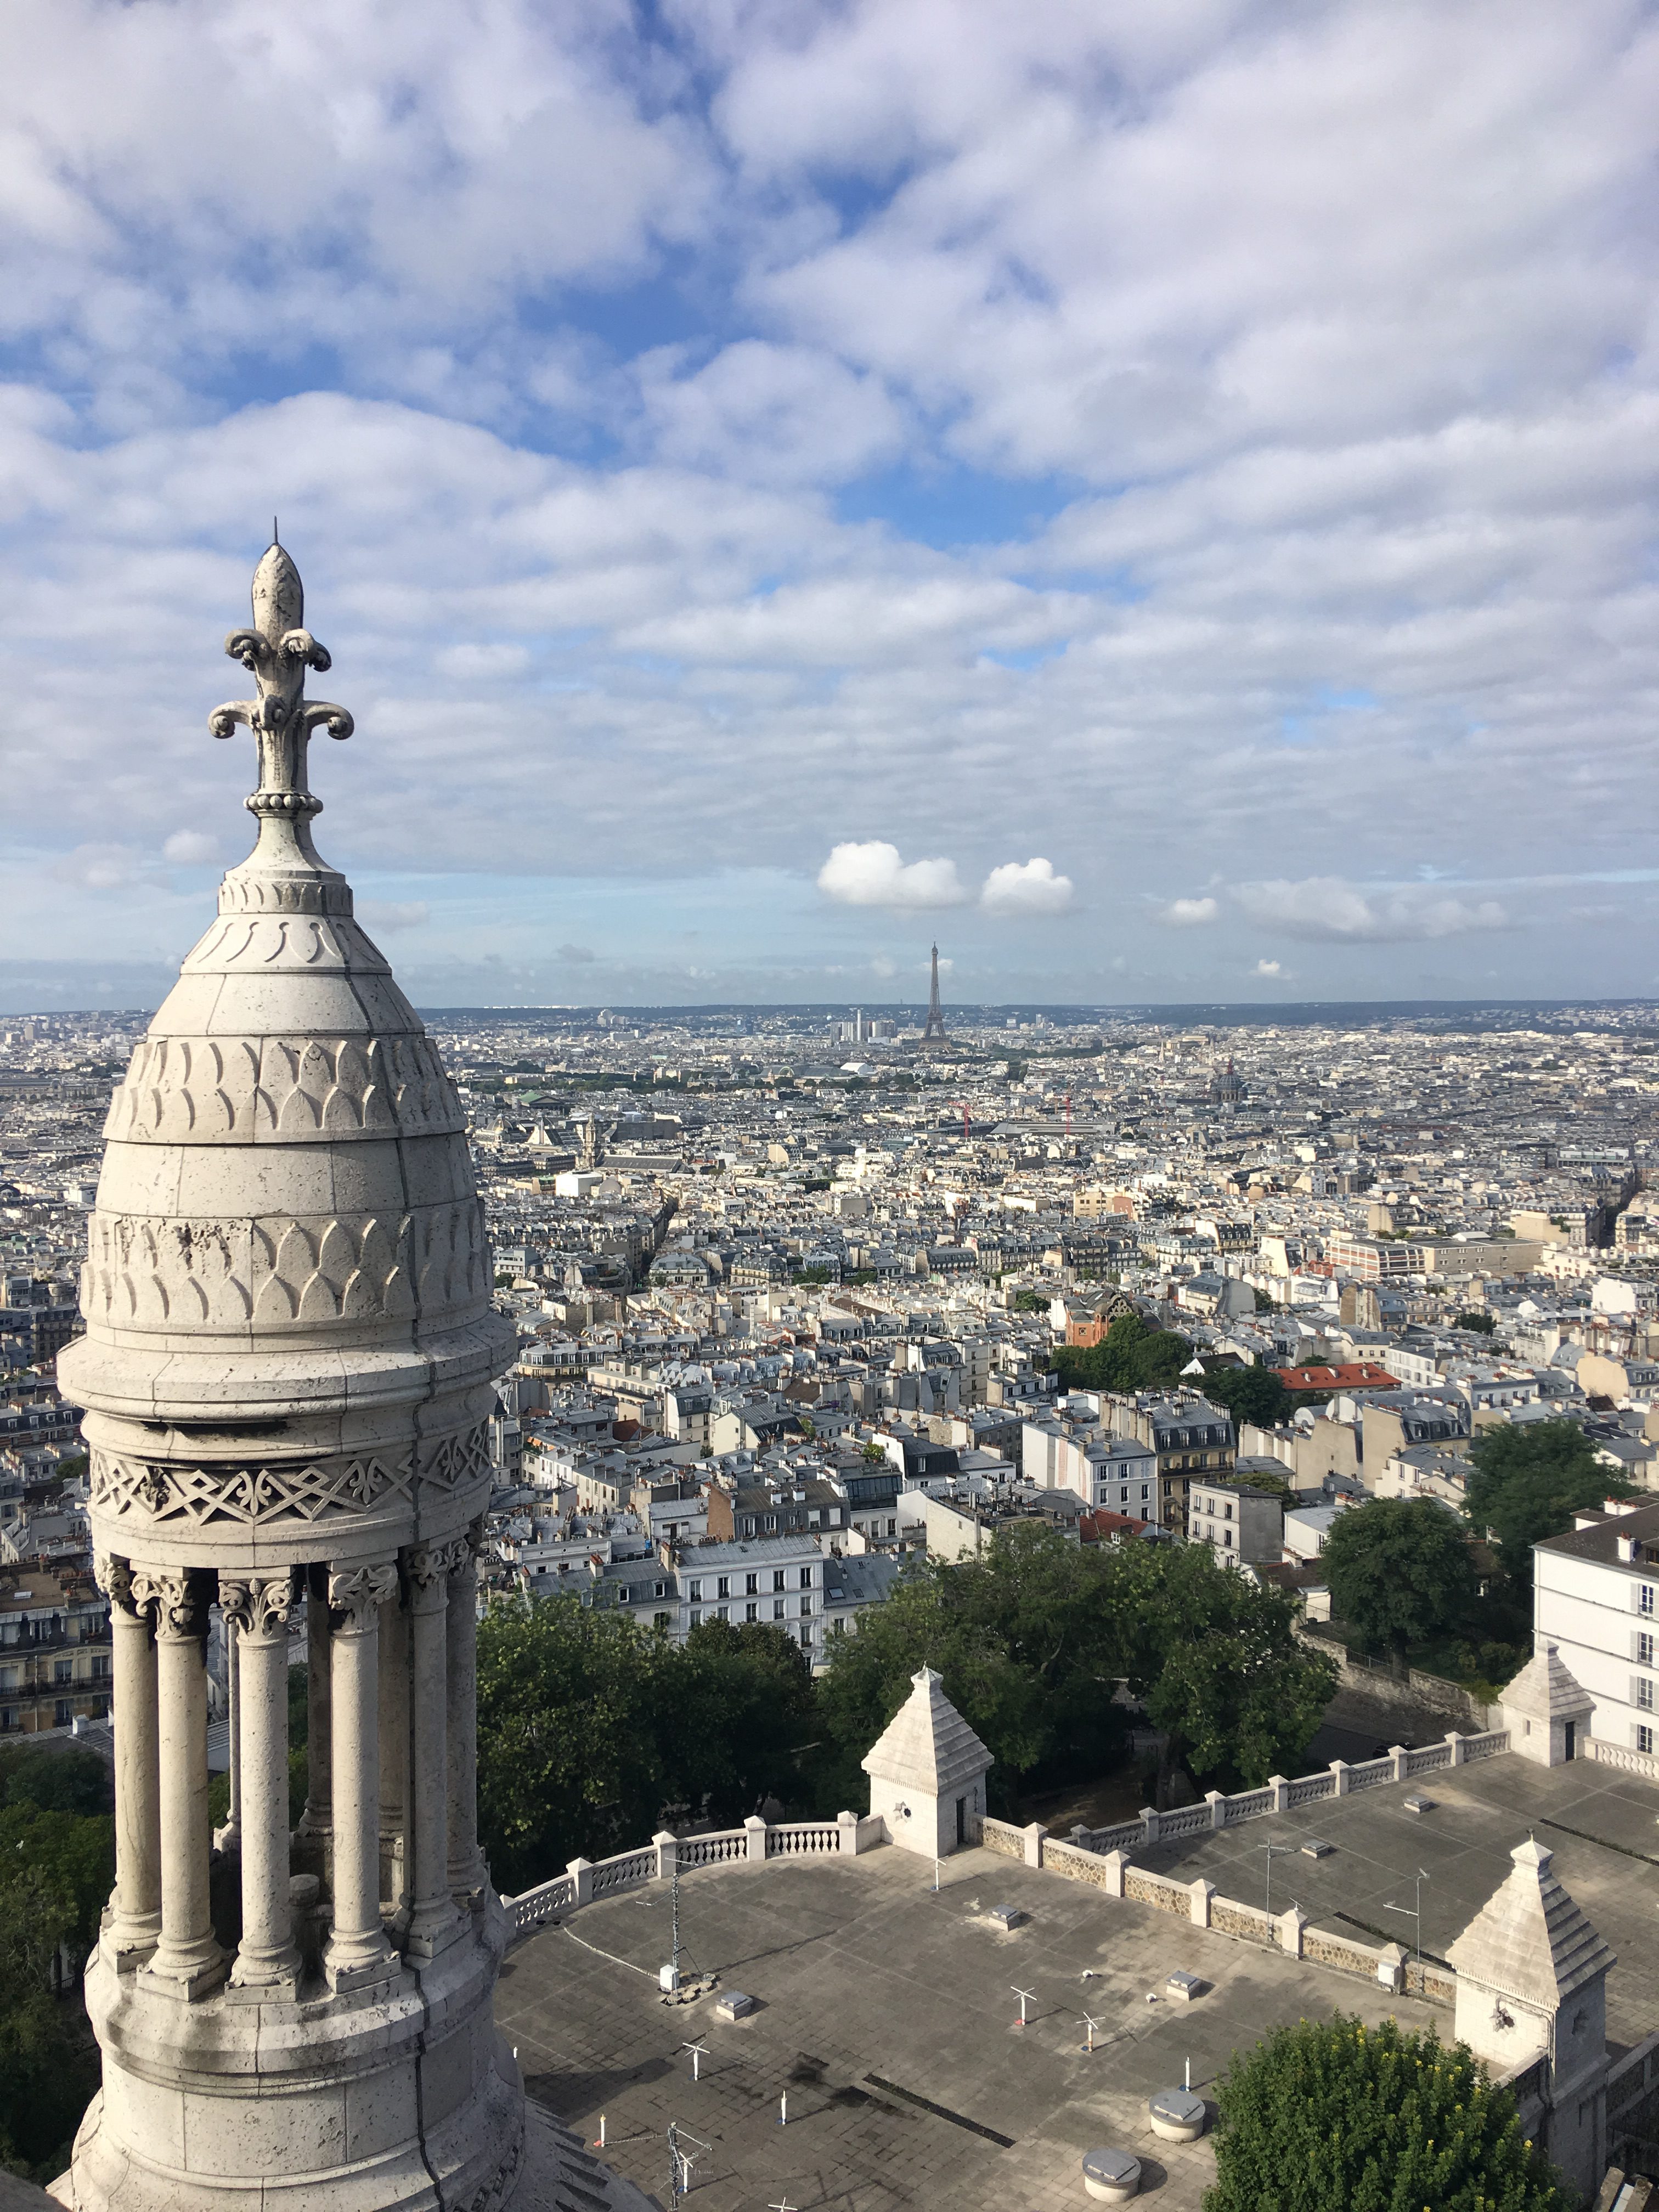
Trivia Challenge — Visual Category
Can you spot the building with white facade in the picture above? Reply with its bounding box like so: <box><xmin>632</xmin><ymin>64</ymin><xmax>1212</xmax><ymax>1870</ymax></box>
<box><xmin>1187</xmin><ymin>1475</ymin><xmax>1284</xmax><ymax>1567</ymax></box>
<box><xmin>1533</xmin><ymin>1500</ymin><xmax>1659</xmax><ymax>1764</ymax></box>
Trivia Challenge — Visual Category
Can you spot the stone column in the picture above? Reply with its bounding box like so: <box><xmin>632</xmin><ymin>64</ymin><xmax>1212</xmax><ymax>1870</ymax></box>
<box><xmin>98</xmin><ymin>1555</ymin><xmax>161</xmax><ymax>1967</ymax></box>
<box><xmin>141</xmin><ymin>1570</ymin><xmax>224</xmax><ymax>1999</ymax></box>
<box><xmin>325</xmin><ymin>1562</ymin><xmax>399</xmax><ymax>1993</ymax></box>
<box><xmin>446</xmin><ymin>1525</ymin><xmax>487</xmax><ymax>1901</ymax></box>
<box><xmin>295</xmin><ymin>1564</ymin><xmax>332</xmax><ymax>1877</ymax></box>
<box><xmin>223</xmin><ymin>1575</ymin><xmax>302</xmax><ymax>1997</ymax></box>
<box><xmin>404</xmin><ymin>1541</ymin><xmax>463</xmax><ymax>1960</ymax></box>
<box><xmin>378</xmin><ymin>1585</ymin><xmax>409</xmax><ymax>1917</ymax></box>
<box><xmin>217</xmin><ymin>1614</ymin><xmax>242</xmax><ymax>1854</ymax></box>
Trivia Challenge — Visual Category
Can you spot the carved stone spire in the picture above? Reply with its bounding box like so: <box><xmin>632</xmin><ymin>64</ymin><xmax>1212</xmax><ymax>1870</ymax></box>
<box><xmin>208</xmin><ymin>539</ymin><xmax>354</xmax><ymax>885</ymax></box>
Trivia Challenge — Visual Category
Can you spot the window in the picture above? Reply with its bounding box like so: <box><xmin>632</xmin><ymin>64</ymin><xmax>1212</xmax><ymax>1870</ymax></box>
<box><xmin>1639</xmin><ymin>1678</ymin><xmax>1655</xmax><ymax>1713</ymax></box>
<box><xmin>1640</xmin><ymin>1725</ymin><xmax>1655</xmax><ymax>1756</ymax></box>
<box><xmin>716</xmin><ymin>1606</ymin><xmax>730</xmax><ymax>1622</ymax></box>
<box><xmin>799</xmin><ymin>1566</ymin><xmax>813</xmax><ymax>1589</ymax></box>
<box><xmin>689</xmin><ymin>1609</ymin><xmax>702</xmax><ymax>1628</ymax></box>
<box><xmin>887</xmin><ymin>1518</ymin><xmax>898</xmax><ymax>1536</ymax></box>
<box><xmin>54</xmin><ymin>1699</ymin><xmax>72</xmax><ymax>1726</ymax></box>
<box><xmin>745</xmin><ymin>1602</ymin><xmax>758</xmax><ymax>1623</ymax></box>
<box><xmin>773</xmin><ymin>1570</ymin><xmax>786</xmax><ymax>1592</ymax></box>
<box><xmin>773</xmin><ymin>1599</ymin><xmax>785</xmax><ymax>1621</ymax></box>
<box><xmin>687</xmin><ymin>1580</ymin><xmax>703</xmax><ymax>1602</ymax></box>
<box><xmin>1119</xmin><ymin>1487</ymin><xmax>1129</xmax><ymax>1504</ymax></box>
<box><xmin>1641</xmin><ymin>1631</ymin><xmax>1655</xmax><ymax>1667</ymax></box>
<box><xmin>654</xmin><ymin>1581</ymin><xmax>668</xmax><ymax>1599</ymax></box>
<box><xmin>53</xmin><ymin>1658</ymin><xmax>72</xmax><ymax>1683</ymax></box>
<box><xmin>617</xmin><ymin>1587</ymin><xmax>631</xmax><ymax>1605</ymax></box>
<box><xmin>654</xmin><ymin>1612</ymin><xmax>672</xmax><ymax>1631</ymax></box>
<box><xmin>716</xmin><ymin>1576</ymin><xmax>730</xmax><ymax>1599</ymax></box>
<box><xmin>1141</xmin><ymin>1485</ymin><xmax>1150</xmax><ymax>1501</ymax></box>
<box><xmin>1642</xmin><ymin>1585</ymin><xmax>1656</xmax><ymax>1617</ymax></box>
<box><xmin>1224</xmin><ymin>1503</ymin><xmax>1233</xmax><ymax>1521</ymax></box>
<box><xmin>746</xmin><ymin>1573</ymin><xmax>759</xmax><ymax>1596</ymax></box>
<box><xmin>1223</xmin><ymin>1528</ymin><xmax>1233</xmax><ymax>1548</ymax></box>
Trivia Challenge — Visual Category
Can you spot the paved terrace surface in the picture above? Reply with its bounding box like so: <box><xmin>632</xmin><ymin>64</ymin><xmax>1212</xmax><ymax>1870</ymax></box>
<box><xmin>1128</xmin><ymin>1750</ymin><xmax>1659</xmax><ymax>2051</ymax></box>
<box><xmin>495</xmin><ymin>1843</ymin><xmax>1443</xmax><ymax>2212</ymax></box>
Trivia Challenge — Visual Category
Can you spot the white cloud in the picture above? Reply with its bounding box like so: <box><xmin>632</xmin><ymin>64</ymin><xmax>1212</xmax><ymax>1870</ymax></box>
<box><xmin>817</xmin><ymin>841</ymin><xmax>967</xmax><ymax>910</ymax></box>
<box><xmin>1156</xmin><ymin>895</ymin><xmax>1219</xmax><ymax>927</ymax></box>
<box><xmin>1254</xmin><ymin>959</ymin><xmax>1283</xmax><ymax>977</ymax></box>
<box><xmin>51</xmin><ymin>844</ymin><xmax>149</xmax><ymax>892</ymax></box>
<box><xmin>357</xmin><ymin>900</ymin><xmax>429</xmax><ymax>933</ymax></box>
<box><xmin>1233</xmin><ymin>877</ymin><xmax>1511</xmax><ymax>943</ymax></box>
<box><xmin>870</xmin><ymin>953</ymin><xmax>898</xmax><ymax>979</ymax></box>
<box><xmin>979</xmin><ymin>857</ymin><xmax>1074</xmax><ymax>916</ymax></box>
<box><xmin>162</xmin><ymin>829</ymin><xmax>216</xmax><ymax>866</ymax></box>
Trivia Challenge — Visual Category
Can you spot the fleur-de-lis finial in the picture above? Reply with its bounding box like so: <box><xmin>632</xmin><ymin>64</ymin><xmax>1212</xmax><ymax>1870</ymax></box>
<box><xmin>208</xmin><ymin>538</ymin><xmax>353</xmax><ymax>826</ymax></box>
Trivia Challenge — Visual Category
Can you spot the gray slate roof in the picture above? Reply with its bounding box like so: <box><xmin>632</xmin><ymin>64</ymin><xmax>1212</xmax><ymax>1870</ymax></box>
<box><xmin>861</xmin><ymin>1666</ymin><xmax>992</xmax><ymax>1795</ymax></box>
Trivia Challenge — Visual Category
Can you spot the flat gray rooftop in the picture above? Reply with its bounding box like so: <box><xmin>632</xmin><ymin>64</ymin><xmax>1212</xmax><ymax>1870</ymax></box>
<box><xmin>1130</xmin><ymin>1748</ymin><xmax>1659</xmax><ymax>2051</ymax></box>
<box><xmin>496</xmin><ymin>1842</ymin><xmax>1442</xmax><ymax>2212</ymax></box>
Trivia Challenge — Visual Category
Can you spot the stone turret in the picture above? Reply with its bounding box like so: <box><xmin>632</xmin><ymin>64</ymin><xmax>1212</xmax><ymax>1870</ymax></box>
<box><xmin>55</xmin><ymin>542</ymin><xmax>523</xmax><ymax>2211</ymax></box>
<box><xmin>1501</xmin><ymin>1640</ymin><xmax>1595</xmax><ymax>1767</ymax></box>
<box><xmin>862</xmin><ymin>1666</ymin><xmax>992</xmax><ymax>1858</ymax></box>
<box><xmin>1447</xmin><ymin>1835</ymin><xmax>1614</xmax><ymax>2199</ymax></box>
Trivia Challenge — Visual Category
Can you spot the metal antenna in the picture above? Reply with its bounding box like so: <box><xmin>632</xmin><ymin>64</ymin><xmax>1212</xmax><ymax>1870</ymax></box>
<box><xmin>667</xmin><ymin>2123</ymin><xmax>707</xmax><ymax>2202</ymax></box>
<box><xmin>681</xmin><ymin>2039</ymin><xmax>708</xmax><ymax>2083</ymax></box>
<box><xmin>1012</xmin><ymin>1984</ymin><xmax>1036</xmax><ymax>2028</ymax></box>
<box><xmin>1384</xmin><ymin>1867</ymin><xmax>1431</xmax><ymax>1965</ymax></box>
<box><xmin>1080</xmin><ymin>2011</ymin><xmax>1101</xmax><ymax>2053</ymax></box>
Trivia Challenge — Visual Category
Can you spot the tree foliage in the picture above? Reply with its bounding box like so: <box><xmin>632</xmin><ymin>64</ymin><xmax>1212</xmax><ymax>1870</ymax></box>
<box><xmin>815</xmin><ymin>1524</ymin><xmax>1333</xmax><ymax>1813</ymax></box>
<box><xmin>1051</xmin><ymin>1311</ymin><xmax>1193</xmax><ymax>1395</ymax></box>
<box><xmin>0</xmin><ymin>1787</ymin><xmax>113</xmax><ymax>2183</ymax></box>
<box><xmin>1465</xmin><ymin>1419</ymin><xmax>1631</xmax><ymax>1582</ymax></box>
<box><xmin>475</xmin><ymin>1602</ymin><xmax>815</xmax><ymax>1892</ymax></box>
<box><xmin>1322</xmin><ymin>1498</ymin><xmax>1479</xmax><ymax>1656</ymax></box>
<box><xmin>1204</xmin><ymin>2015</ymin><xmax>1567</xmax><ymax>2212</ymax></box>
<box><xmin>1201</xmin><ymin>1363</ymin><xmax>1293</xmax><ymax>1431</ymax></box>
<box><xmin>1455</xmin><ymin>1310</ymin><xmax>1497</xmax><ymax>1335</ymax></box>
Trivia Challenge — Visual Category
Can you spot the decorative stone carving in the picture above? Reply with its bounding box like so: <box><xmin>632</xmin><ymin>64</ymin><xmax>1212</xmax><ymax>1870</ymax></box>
<box><xmin>80</xmin><ymin>1199</ymin><xmax>487</xmax><ymax>1334</ymax></box>
<box><xmin>208</xmin><ymin>540</ymin><xmax>352</xmax><ymax>825</ymax></box>
<box><xmin>91</xmin><ymin>1446</ymin><xmax>416</xmax><ymax>1527</ymax></box>
<box><xmin>404</xmin><ymin>1537</ymin><xmax>470</xmax><ymax>1591</ymax></box>
<box><xmin>461</xmin><ymin>2130</ymin><xmax>526</xmax><ymax>2212</ymax></box>
<box><xmin>104</xmin><ymin>1031</ymin><xmax>463</xmax><ymax>1146</ymax></box>
<box><xmin>328</xmin><ymin>1561</ymin><xmax>399</xmax><ymax>1629</ymax></box>
<box><xmin>144</xmin><ymin>1569</ymin><xmax>209</xmax><ymax>1641</ymax></box>
<box><xmin>425</xmin><ymin>1427</ymin><xmax>494</xmax><ymax>1494</ymax></box>
<box><xmin>95</xmin><ymin>1549</ymin><xmax>132</xmax><ymax>1607</ymax></box>
<box><xmin>219</xmin><ymin>1575</ymin><xmax>296</xmax><ymax>1640</ymax></box>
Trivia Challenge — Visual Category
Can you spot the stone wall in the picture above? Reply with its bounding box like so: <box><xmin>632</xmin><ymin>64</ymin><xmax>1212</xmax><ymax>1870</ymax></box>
<box><xmin>979</xmin><ymin>1818</ymin><xmax>1025</xmax><ymax>1861</ymax></box>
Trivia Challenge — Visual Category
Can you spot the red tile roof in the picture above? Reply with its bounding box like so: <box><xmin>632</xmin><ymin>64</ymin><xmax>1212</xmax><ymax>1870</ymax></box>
<box><xmin>1272</xmin><ymin>1361</ymin><xmax>1401</xmax><ymax>1392</ymax></box>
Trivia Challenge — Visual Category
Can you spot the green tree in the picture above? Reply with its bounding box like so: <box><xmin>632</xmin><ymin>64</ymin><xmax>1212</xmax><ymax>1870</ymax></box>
<box><xmin>1455</xmin><ymin>1309</ymin><xmax>1497</xmax><ymax>1335</ymax></box>
<box><xmin>1051</xmin><ymin>1311</ymin><xmax>1193</xmax><ymax>1396</ymax></box>
<box><xmin>1204</xmin><ymin>2015</ymin><xmax>1566</xmax><ymax>2212</ymax></box>
<box><xmin>656</xmin><ymin>1621</ymin><xmax>816</xmax><ymax>1828</ymax></box>
<box><xmin>0</xmin><ymin>1858</ymin><xmax>104</xmax><ymax>2183</ymax></box>
<box><xmin>0</xmin><ymin>1745</ymin><xmax>113</xmax><ymax>1818</ymax></box>
<box><xmin>1465</xmin><ymin>1419</ymin><xmax>1632</xmax><ymax>1582</ymax></box>
<box><xmin>1200</xmin><ymin>1364</ymin><xmax>1292</xmax><ymax>1431</ymax></box>
<box><xmin>1112</xmin><ymin>1543</ymin><xmax>1336</xmax><ymax>1804</ymax></box>
<box><xmin>1010</xmin><ymin>1289</ymin><xmax>1049</xmax><ymax>1313</ymax></box>
<box><xmin>1322</xmin><ymin>1498</ymin><xmax>1479</xmax><ymax>1660</ymax></box>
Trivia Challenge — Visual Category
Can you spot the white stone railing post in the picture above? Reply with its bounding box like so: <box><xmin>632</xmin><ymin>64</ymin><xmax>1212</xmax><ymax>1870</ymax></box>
<box><xmin>1023</xmin><ymin>1821</ymin><xmax>1045</xmax><ymax>1867</ymax></box>
<box><xmin>140</xmin><ymin>1570</ymin><xmax>224</xmax><ymax>2000</ymax></box>
<box><xmin>223</xmin><ymin>1573</ymin><xmax>303</xmax><ymax>1998</ymax></box>
<box><xmin>653</xmin><ymin>1830</ymin><xmax>679</xmax><ymax>1880</ymax></box>
<box><xmin>1205</xmin><ymin>1790</ymin><xmax>1227</xmax><ymax>1830</ymax></box>
<box><xmin>98</xmin><ymin>1554</ymin><xmax>161</xmax><ymax>1968</ymax></box>
<box><xmin>1141</xmin><ymin>1806</ymin><xmax>1161</xmax><ymax>1845</ymax></box>
<box><xmin>1278</xmin><ymin>1902</ymin><xmax>1307</xmax><ymax>1958</ymax></box>
<box><xmin>1376</xmin><ymin>1941</ymin><xmax>1406</xmax><ymax>1993</ymax></box>
<box><xmin>1390</xmin><ymin>1744</ymin><xmax>1410</xmax><ymax>1782</ymax></box>
<box><xmin>1446</xmin><ymin>1730</ymin><xmax>1465</xmax><ymax>1767</ymax></box>
<box><xmin>744</xmin><ymin>1815</ymin><xmax>769</xmax><ymax>1863</ymax></box>
<box><xmin>1189</xmin><ymin>1878</ymin><xmax>1214</xmax><ymax>1928</ymax></box>
<box><xmin>837</xmin><ymin>1810</ymin><xmax>859</xmax><ymax>1854</ymax></box>
<box><xmin>1268</xmin><ymin>1775</ymin><xmax>1289</xmax><ymax>1812</ymax></box>
<box><xmin>1101</xmin><ymin>1849</ymin><xmax>1128</xmax><ymax>1898</ymax></box>
<box><xmin>1329</xmin><ymin>1759</ymin><xmax>1350</xmax><ymax>1797</ymax></box>
<box><xmin>567</xmin><ymin>1857</ymin><xmax>593</xmax><ymax>1905</ymax></box>
<box><xmin>325</xmin><ymin>1562</ymin><xmax>398</xmax><ymax>1994</ymax></box>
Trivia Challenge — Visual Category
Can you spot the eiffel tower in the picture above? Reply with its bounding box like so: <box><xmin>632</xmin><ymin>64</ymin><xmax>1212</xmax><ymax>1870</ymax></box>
<box><xmin>920</xmin><ymin>941</ymin><xmax>950</xmax><ymax>1050</ymax></box>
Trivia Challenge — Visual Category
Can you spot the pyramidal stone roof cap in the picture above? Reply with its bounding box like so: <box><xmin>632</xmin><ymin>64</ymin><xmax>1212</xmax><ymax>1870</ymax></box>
<box><xmin>1502</xmin><ymin>1641</ymin><xmax>1594</xmax><ymax>1722</ymax></box>
<box><xmin>861</xmin><ymin>1666</ymin><xmax>992</xmax><ymax>1796</ymax></box>
<box><xmin>1447</xmin><ymin>1836</ymin><xmax>1616</xmax><ymax>2012</ymax></box>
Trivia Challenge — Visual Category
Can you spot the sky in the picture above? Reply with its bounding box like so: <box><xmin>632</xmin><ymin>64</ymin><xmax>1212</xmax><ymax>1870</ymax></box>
<box><xmin>3</xmin><ymin>0</ymin><xmax>1659</xmax><ymax>1011</ymax></box>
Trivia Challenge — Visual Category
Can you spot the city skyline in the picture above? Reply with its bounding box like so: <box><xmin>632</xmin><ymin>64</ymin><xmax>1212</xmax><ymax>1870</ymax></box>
<box><xmin>4</xmin><ymin>2</ymin><xmax>1659</xmax><ymax>1008</ymax></box>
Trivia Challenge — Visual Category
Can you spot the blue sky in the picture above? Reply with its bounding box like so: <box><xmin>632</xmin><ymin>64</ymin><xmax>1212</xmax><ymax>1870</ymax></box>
<box><xmin>3</xmin><ymin>0</ymin><xmax>1659</xmax><ymax>1008</ymax></box>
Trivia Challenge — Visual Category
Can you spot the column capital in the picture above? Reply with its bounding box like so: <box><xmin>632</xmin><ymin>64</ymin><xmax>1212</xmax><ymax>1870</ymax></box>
<box><xmin>329</xmin><ymin>1560</ymin><xmax>398</xmax><ymax>1632</ymax></box>
<box><xmin>140</xmin><ymin>1568</ymin><xmax>210</xmax><ymax>1641</ymax></box>
<box><xmin>95</xmin><ymin>1549</ymin><xmax>130</xmax><ymax>1607</ymax></box>
<box><xmin>404</xmin><ymin>1537</ymin><xmax>467</xmax><ymax>1595</ymax></box>
<box><xmin>220</xmin><ymin>1573</ymin><xmax>297</xmax><ymax>1643</ymax></box>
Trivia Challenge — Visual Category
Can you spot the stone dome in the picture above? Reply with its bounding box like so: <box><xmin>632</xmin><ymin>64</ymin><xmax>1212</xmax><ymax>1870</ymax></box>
<box><xmin>60</xmin><ymin>539</ymin><xmax>514</xmax><ymax>1579</ymax></box>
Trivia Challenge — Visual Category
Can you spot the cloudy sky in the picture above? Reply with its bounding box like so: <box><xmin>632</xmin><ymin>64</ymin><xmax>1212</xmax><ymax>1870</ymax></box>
<box><xmin>3</xmin><ymin>0</ymin><xmax>1658</xmax><ymax>1011</ymax></box>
